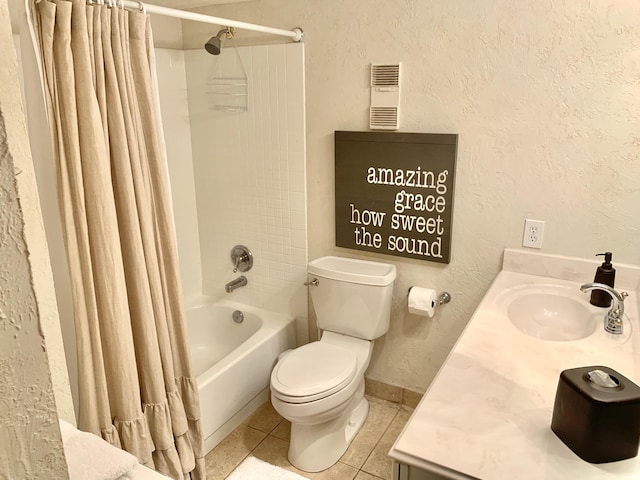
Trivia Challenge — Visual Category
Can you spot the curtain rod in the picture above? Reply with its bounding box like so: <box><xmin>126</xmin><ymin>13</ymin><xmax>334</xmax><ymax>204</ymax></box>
<box><xmin>121</xmin><ymin>0</ymin><xmax>303</xmax><ymax>42</ymax></box>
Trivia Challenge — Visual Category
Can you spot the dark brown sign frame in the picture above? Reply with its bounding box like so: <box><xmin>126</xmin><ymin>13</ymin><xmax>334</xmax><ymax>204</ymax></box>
<box><xmin>335</xmin><ymin>131</ymin><xmax>457</xmax><ymax>264</ymax></box>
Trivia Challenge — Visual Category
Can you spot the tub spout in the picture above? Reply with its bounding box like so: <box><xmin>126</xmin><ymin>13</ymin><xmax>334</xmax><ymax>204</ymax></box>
<box><xmin>225</xmin><ymin>275</ymin><xmax>247</xmax><ymax>293</ymax></box>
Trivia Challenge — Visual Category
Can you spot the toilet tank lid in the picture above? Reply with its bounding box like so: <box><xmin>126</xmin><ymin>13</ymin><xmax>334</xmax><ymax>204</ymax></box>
<box><xmin>308</xmin><ymin>256</ymin><xmax>396</xmax><ymax>286</ymax></box>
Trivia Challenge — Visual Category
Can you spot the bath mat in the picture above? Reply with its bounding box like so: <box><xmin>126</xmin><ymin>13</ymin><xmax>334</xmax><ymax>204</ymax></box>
<box><xmin>227</xmin><ymin>456</ymin><xmax>310</xmax><ymax>480</ymax></box>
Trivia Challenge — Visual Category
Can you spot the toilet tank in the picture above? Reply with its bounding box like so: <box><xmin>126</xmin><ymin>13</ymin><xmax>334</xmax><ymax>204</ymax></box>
<box><xmin>308</xmin><ymin>256</ymin><xmax>396</xmax><ymax>340</ymax></box>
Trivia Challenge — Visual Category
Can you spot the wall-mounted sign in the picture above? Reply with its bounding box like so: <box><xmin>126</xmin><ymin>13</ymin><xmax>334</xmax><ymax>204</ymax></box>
<box><xmin>335</xmin><ymin>131</ymin><xmax>457</xmax><ymax>264</ymax></box>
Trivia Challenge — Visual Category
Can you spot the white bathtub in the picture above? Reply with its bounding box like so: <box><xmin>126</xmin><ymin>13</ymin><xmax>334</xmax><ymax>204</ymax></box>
<box><xmin>187</xmin><ymin>298</ymin><xmax>296</xmax><ymax>452</ymax></box>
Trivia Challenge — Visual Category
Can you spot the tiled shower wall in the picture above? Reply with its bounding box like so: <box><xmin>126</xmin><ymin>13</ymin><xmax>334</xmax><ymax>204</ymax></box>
<box><xmin>184</xmin><ymin>44</ymin><xmax>308</xmax><ymax>344</ymax></box>
<box><xmin>155</xmin><ymin>49</ymin><xmax>202</xmax><ymax>304</ymax></box>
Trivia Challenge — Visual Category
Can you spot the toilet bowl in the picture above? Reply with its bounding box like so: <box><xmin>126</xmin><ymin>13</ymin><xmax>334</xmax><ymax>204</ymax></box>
<box><xmin>269</xmin><ymin>256</ymin><xmax>396</xmax><ymax>472</ymax></box>
<box><xmin>270</xmin><ymin>332</ymin><xmax>373</xmax><ymax>471</ymax></box>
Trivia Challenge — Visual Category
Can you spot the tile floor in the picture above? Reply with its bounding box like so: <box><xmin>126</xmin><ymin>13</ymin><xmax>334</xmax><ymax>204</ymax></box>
<box><xmin>204</xmin><ymin>396</ymin><xmax>413</xmax><ymax>480</ymax></box>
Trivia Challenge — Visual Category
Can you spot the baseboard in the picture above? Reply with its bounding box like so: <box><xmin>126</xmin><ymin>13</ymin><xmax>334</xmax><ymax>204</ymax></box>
<box><xmin>364</xmin><ymin>377</ymin><xmax>423</xmax><ymax>409</ymax></box>
<box><xmin>202</xmin><ymin>379</ymin><xmax>422</xmax><ymax>455</ymax></box>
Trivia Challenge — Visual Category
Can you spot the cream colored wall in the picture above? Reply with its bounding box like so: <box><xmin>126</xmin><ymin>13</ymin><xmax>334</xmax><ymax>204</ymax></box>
<box><xmin>150</xmin><ymin>14</ymin><xmax>184</xmax><ymax>49</ymax></box>
<box><xmin>0</xmin><ymin>0</ymin><xmax>68</xmax><ymax>476</ymax></box>
<box><xmin>181</xmin><ymin>0</ymin><xmax>640</xmax><ymax>392</ymax></box>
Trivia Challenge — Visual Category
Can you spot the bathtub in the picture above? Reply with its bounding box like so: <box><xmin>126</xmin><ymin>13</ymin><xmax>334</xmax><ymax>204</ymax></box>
<box><xmin>187</xmin><ymin>298</ymin><xmax>296</xmax><ymax>452</ymax></box>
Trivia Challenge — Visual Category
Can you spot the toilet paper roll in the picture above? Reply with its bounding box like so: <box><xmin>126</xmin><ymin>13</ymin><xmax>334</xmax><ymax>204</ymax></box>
<box><xmin>408</xmin><ymin>287</ymin><xmax>437</xmax><ymax>317</ymax></box>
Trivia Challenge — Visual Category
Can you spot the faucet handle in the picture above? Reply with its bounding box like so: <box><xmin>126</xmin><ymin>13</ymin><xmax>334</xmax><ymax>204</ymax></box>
<box><xmin>613</xmin><ymin>291</ymin><xmax>629</xmax><ymax>315</ymax></box>
<box><xmin>579</xmin><ymin>283</ymin><xmax>626</xmax><ymax>335</ymax></box>
<box><xmin>233</xmin><ymin>254</ymin><xmax>245</xmax><ymax>273</ymax></box>
<box><xmin>230</xmin><ymin>245</ymin><xmax>253</xmax><ymax>273</ymax></box>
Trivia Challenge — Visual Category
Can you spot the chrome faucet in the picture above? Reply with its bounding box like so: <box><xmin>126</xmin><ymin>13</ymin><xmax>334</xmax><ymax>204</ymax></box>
<box><xmin>225</xmin><ymin>275</ymin><xmax>247</xmax><ymax>293</ymax></box>
<box><xmin>580</xmin><ymin>282</ymin><xmax>627</xmax><ymax>335</ymax></box>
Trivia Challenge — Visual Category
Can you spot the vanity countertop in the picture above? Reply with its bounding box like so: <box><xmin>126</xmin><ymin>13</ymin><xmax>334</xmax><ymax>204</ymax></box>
<box><xmin>389</xmin><ymin>249</ymin><xmax>640</xmax><ymax>479</ymax></box>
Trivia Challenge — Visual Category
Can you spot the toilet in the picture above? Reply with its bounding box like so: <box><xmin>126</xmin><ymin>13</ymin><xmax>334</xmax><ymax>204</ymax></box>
<box><xmin>270</xmin><ymin>255</ymin><xmax>396</xmax><ymax>472</ymax></box>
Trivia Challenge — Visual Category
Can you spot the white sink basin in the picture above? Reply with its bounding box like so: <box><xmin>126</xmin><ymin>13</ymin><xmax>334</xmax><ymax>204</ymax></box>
<box><xmin>507</xmin><ymin>292</ymin><xmax>597</xmax><ymax>342</ymax></box>
<box><xmin>494</xmin><ymin>281</ymin><xmax>632</xmax><ymax>346</ymax></box>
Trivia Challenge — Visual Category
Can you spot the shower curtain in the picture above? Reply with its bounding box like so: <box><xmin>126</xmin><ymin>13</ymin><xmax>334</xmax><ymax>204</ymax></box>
<box><xmin>28</xmin><ymin>0</ymin><xmax>205</xmax><ymax>478</ymax></box>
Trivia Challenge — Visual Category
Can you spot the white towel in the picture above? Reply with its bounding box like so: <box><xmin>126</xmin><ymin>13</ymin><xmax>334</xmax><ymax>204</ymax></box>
<box><xmin>59</xmin><ymin>420</ymin><xmax>139</xmax><ymax>480</ymax></box>
<box><xmin>227</xmin><ymin>456</ymin><xmax>309</xmax><ymax>480</ymax></box>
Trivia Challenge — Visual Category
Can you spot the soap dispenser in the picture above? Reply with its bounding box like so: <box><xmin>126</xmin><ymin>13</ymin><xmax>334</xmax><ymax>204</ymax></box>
<box><xmin>590</xmin><ymin>252</ymin><xmax>616</xmax><ymax>308</ymax></box>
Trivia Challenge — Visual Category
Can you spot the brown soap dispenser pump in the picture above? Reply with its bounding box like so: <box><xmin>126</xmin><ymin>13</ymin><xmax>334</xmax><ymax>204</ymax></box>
<box><xmin>590</xmin><ymin>252</ymin><xmax>616</xmax><ymax>308</ymax></box>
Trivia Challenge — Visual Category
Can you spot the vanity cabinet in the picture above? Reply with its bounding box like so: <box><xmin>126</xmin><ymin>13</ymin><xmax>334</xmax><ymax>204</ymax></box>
<box><xmin>388</xmin><ymin>249</ymin><xmax>640</xmax><ymax>480</ymax></box>
<box><xmin>392</xmin><ymin>462</ymin><xmax>461</xmax><ymax>480</ymax></box>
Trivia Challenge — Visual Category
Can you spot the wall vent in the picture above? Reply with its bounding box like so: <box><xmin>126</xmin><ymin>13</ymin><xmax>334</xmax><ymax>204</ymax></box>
<box><xmin>370</xmin><ymin>107</ymin><xmax>399</xmax><ymax>128</ymax></box>
<box><xmin>370</xmin><ymin>63</ymin><xmax>400</xmax><ymax>130</ymax></box>
<box><xmin>371</xmin><ymin>64</ymin><xmax>400</xmax><ymax>86</ymax></box>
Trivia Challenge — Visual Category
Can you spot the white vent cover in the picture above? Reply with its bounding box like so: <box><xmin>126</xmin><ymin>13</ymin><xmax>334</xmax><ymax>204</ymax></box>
<box><xmin>370</xmin><ymin>63</ymin><xmax>400</xmax><ymax>130</ymax></box>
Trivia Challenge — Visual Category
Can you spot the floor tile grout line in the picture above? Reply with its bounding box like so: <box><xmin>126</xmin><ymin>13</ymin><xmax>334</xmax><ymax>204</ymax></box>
<box><xmin>265</xmin><ymin>417</ymin><xmax>284</xmax><ymax>436</ymax></box>
<box><xmin>358</xmin><ymin>408</ymin><xmax>402</xmax><ymax>478</ymax></box>
<box><xmin>242</xmin><ymin>412</ymin><xmax>284</xmax><ymax>436</ymax></box>
<box><xmin>223</xmin><ymin>451</ymin><xmax>251</xmax><ymax>480</ymax></box>
<box><xmin>221</xmin><ymin>425</ymin><xmax>271</xmax><ymax>480</ymax></box>
<box><xmin>215</xmin><ymin>399</ymin><xmax>411</xmax><ymax>480</ymax></box>
<box><xmin>249</xmin><ymin>430</ymin><xmax>271</xmax><ymax>458</ymax></box>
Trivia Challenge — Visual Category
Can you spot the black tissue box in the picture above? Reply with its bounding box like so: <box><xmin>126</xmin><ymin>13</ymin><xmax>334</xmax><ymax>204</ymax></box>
<box><xmin>551</xmin><ymin>365</ymin><xmax>640</xmax><ymax>463</ymax></box>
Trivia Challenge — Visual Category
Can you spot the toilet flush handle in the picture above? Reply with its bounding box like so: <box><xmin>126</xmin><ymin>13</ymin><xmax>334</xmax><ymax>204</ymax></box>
<box><xmin>304</xmin><ymin>278</ymin><xmax>319</xmax><ymax>287</ymax></box>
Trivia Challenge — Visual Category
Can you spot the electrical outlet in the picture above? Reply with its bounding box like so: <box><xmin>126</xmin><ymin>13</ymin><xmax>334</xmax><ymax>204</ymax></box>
<box><xmin>522</xmin><ymin>219</ymin><xmax>545</xmax><ymax>249</ymax></box>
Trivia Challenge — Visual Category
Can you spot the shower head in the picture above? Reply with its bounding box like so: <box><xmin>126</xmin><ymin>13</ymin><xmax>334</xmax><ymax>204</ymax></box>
<box><xmin>204</xmin><ymin>27</ymin><xmax>232</xmax><ymax>55</ymax></box>
<box><xmin>204</xmin><ymin>35</ymin><xmax>221</xmax><ymax>55</ymax></box>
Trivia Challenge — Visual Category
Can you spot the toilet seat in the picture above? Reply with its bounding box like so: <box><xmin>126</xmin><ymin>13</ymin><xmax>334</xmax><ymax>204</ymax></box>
<box><xmin>271</xmin><ymin>342</ymin><xmax>357</xmax><ymax>404</ymax></box>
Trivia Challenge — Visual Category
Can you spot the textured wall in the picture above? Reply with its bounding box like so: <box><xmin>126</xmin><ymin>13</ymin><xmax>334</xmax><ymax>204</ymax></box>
<box><xmin>180</xmin><ymin>0</ymin><xmax>640</xmax><ymax>392</ymax></box>
<box><xmin>11</xmin><ymin>31</ymin><xmax>76</xmax><ymax>424</ymax></box>
<box><xmin>0</xmin><ymin>0</ymin><xmax>68</xmax><ymax>475</ymax></box>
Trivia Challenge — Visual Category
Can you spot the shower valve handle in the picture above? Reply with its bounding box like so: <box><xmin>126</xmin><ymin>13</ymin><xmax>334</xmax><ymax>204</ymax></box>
<box><xmin>230</xmin><ymin>245</ymin><xmax>253</xmax><ymax>273</ymax></box>
<box><xmin>233</xmin><ymin>255</ymin><xmax>243</xmax><ymax>273</ymax></box>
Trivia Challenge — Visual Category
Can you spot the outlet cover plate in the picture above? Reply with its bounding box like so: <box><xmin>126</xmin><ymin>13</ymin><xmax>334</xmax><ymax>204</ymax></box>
<box><xmin>523</xmin><ymin>219</ymin><xmax>545</xmax><ymax>249</ymax></box>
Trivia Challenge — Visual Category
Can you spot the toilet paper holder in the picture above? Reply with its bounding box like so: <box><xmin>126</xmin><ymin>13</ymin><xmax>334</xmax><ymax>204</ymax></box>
<box><xmin>407</xmin><ymin>287</ymin><xmax>452</xmax><ymax>306</ymax></box>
